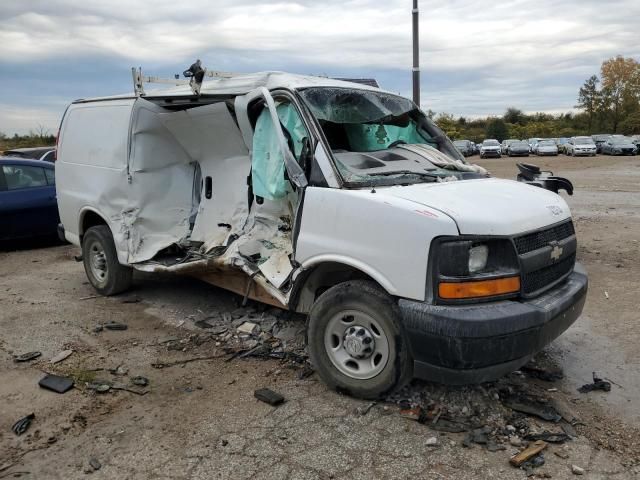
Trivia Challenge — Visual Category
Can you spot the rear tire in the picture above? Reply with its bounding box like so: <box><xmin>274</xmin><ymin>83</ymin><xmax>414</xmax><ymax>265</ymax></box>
<box><xmin>307</xmin><ymin>280</ymin><xmax>413</xmax><ymax>399</ymax></box>
<box><xmin>82</xmin><ymin>225</ymin><xmax>133</xmax><ymax>296</ymax></box>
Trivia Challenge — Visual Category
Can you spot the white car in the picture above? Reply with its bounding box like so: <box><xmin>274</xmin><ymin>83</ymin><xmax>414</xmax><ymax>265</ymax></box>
<box><xmin>534</xmin><ymin>140</ymin><xmax>558</xmax><ymax>156</ymax></box>
<box><xmin>480</xmin><ymin>139</ymin><xmax>502</xmax><ymax>158</ymax></box>
<box><xmin>565</xmin><ymin>137</ymin><xmax>597</xmax><ymax>156</ymax></box>
<box><xmin>55</xmin><ymin>71</ymin><xmax>587</xmax><ymax>398</ymax></box>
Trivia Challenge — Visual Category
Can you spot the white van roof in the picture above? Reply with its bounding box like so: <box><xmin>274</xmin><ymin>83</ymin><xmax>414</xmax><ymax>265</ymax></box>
<box><xmin>74</xmin><ymin>71</ymin><xmax>383</xmax><ymax>103</ymax></box>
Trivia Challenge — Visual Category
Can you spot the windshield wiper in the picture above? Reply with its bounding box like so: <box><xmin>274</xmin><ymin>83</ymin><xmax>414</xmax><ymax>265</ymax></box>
<box><xmin>373</xmin><ymin>170</ymin><xmax>439</xmax><ymax>181</ymax></box>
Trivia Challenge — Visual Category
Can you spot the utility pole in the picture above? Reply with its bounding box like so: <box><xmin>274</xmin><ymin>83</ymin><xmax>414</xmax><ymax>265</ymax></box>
<box><xmin>412</xmin><ymin>0</ymin><xmax>420</xmax><ymax>106</ymax></box>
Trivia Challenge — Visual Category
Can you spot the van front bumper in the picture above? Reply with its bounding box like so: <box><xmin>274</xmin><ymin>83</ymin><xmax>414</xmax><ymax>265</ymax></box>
<box><xmin>398</xmin><ymin>263</ymin><xmax>588</xmax><ymax>384</ymax></box>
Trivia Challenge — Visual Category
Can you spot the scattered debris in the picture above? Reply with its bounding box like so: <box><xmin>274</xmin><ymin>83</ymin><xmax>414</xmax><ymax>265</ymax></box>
<box><xmin>426</xmin><ymin>436</ymin><xmax>438</xmax><ymax>447</ymax></box>
<box><xmin>296</xmin><ymin>365</ymin><xmax>314</xmax><ymax>380</ymax></box>
<box><xmin>604</xmin><ymin>291</ymin><xmax>609</xmax><ymax>300</ymax></box>
<box><xmin>399</xmin><ymin>407</ymin><xmax>422</xmax><ymax>422</ymax></box>
<box><xmin>87</xmin><ymin>382</ymin><xmax>111</xmax><ymax>393</ymax></box>
<box><xmin>237</xmin><ymin>322</ymin><xmax>259</xmax><ymax>335</ymax></box>
<box><xmin>355</xmin><ymin>402</ymin><xmax>376</xmax><ymax>416</ymax></box>
<box><xmin>521</xmin><ymin>453</ymin><xmax>545</xmax><ymax>474</ymax></box>
<box><xmin>88</xmin><ymin>458</ymin><xmax>101</xmax><ymax>471</ymax></box>
<box><xmin>578</xmin><ymin>372</ymin><xmax>611</xmax><ymax>393</ymax></box>
<box><xmin>254</xmin><ymin>388</ymin><xmax>285</xmax><ymax>406</ymax></box>
<box><xmin>13</xmin><ymin>351</ymin><xmax>42</xmax><ymax>363</ymax></box>
<box><xmin>79</xmin><ymin>295</ymin><xmax>98</xmax><ymax>300</ymax></box>
<box><xmin>502</xmin><ymin>394</ymin><xmax>562</xmax><ymax>422</ymax></box>
<box><xmin>571</xmin><ymin>465</ymin><xmax>585</xmax><ymax>475</ymax></box>
<box><xmin>50</xmin><ymin>349</ymin><xmax>73</xmax><ymax>364</ymax></box>
<box><xmin>152</xmin><ymin>354</ymin><xmax>224</xmax><ymax>369</ymax></box>
<box><xmin>132</xmin><ymin>376</ymin><xmax>149</xmax><ymax>387</ymax></box>
<box><xmin>121</xmin><ymin>296</ymin><xmax>141</xmax><ymax>304</ymax></box>
<box><xmin>104</xmin><ymin>322</ymin><xmax>128</xmax><ymax>331</ymax></box>
<box><xmin>38</xmin><ymin>374</ymin><xmax>75</xmax><ymax>393</ymax></box>
<box><xmin>109</xmin><ymin>365</ymin><xmax>128</xmax><ymax>376</ymax></box>
<box><xmin>521</xmin><ymin>364</ymin><xmax>564</xmax><ymax>382</ymax></box>
<box><xmin>510</xmin><ymin>440</ymin><xmax>548</xmax><ymax>467</ymax></box>
<box><xmin>524</xmin><ymin>431</ymin><xmax>570</xmax><ymax>443</ymax></box>
<box><xmin>12</xmin><ymin>413</ymin><xmax>35</xmax><ymax>436</ymax></box>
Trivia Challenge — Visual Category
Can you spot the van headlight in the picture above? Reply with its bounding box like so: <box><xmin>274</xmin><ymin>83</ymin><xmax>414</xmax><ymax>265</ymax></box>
<box><xmin>433</xmin><ymin>238</ymin><xmax>520</xmax><ymax>302</ymax></box>
<box><xmin>468</xmin><ymin>244</ymin><xmax>489</xmax><ymax>273</ymax></box>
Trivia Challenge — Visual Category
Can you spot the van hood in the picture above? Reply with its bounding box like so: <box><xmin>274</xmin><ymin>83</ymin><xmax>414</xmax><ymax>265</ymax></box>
<box><xmin>381</xmin><ymin>178</ymin><xmax>571</xmax><ymax>235</ymax></box>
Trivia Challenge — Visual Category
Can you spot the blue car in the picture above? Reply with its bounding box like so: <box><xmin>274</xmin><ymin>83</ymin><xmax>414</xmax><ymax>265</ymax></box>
<box><xmin>0</xmin><ymin>157</ymin><xmax>59</xmax><ymax>241</ymax></box>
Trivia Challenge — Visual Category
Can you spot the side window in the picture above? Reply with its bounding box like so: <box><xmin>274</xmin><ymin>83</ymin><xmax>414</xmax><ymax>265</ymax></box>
<box><xmin>275</xmin><ymin>100</ymin><xmax>310</xmax><ymax>163</ymax></box>
<box><xmin>45</xmin><ymin>168</ymin><xmax>55</xmax><ymax>186</ymax></box>
<box><xmin>2</xmin><ymin>165</ymin><xmax>48</xmax><ymax>190</ymax></box>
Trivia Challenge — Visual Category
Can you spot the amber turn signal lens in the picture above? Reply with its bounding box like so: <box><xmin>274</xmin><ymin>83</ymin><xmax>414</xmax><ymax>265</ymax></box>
<box><xmin>439</xmin><ymin>276</ymin><xmax>520</xmax><ymax>299</ymax></box>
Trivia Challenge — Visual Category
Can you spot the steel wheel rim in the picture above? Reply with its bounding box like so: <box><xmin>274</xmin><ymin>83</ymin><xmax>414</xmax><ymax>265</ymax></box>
<box><xmin>88</xmin><ymin>240</ymin><xmax>108</xmax><ymax>285</ymax></box>
<box><xmin>324</xmin><ymin>309</ymin><xmax>390</xmax><ymax>380</ymax></box>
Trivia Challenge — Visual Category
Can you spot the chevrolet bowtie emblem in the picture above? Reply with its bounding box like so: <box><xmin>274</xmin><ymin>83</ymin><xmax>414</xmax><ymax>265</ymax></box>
<box><xmin>550</xmin><ymin>244</ymin><xmax>563</xmax><ymax>261</ymax></box>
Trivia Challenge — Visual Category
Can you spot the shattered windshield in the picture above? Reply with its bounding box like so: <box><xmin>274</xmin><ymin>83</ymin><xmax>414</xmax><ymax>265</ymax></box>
<box><xmin>298</xmin><ymin>87</ymin><xmax>487</xmax><ymax>187</ymax></box>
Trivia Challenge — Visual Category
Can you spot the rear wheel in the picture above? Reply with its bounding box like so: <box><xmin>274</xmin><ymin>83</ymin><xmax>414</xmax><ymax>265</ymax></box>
<box><xmin>82</xmin><ymin>225</ymin><xmax>132</xmax><ymax>296</ymax></box>
<box><xmin>307</xmin><ymin>280</ymin><xmax>412</xmax><ymax>399</ymax></box>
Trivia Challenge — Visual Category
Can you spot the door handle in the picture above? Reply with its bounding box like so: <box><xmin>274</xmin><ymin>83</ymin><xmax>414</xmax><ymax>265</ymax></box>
<box><xmin>205</xmin><ymin>176</ymin><xmax>212</xmax><ymax>199</ymax></box>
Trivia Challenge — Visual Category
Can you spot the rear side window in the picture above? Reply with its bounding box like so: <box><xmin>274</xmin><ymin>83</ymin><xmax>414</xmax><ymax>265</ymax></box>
<box><xmin>44</xmin><ymin>168</ymin><xmax>55</xmax><ymax>185</ymax></box>
<box><xmin>2</xmin><ymin>165</ymin><xmax>48</xmax><ymax>190</ymax></box>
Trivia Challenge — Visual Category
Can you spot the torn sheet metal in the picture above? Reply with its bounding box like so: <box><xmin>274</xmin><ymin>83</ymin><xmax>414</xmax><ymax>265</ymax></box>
<box><xmin>258</xmin><ymin>251</ymin><xmax>294</xmax><ymax>289</ymax></box>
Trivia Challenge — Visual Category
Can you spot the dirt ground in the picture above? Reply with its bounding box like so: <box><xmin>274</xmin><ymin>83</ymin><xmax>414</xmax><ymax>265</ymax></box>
<box><xmin>1</xmin><ymin>154</ymin><xmax>639</xmax><ymax>479</ymax></box>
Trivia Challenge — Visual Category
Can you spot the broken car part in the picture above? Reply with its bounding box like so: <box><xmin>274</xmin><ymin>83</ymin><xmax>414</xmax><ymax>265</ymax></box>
<box><xmin>38</xmin><ymin>374</ymin><xmax>75</xmax><ymax>394</ymax></box>
<box><xmin>13</xmin><ymin>351</ymin><xmax>41</xmax><ymax>363</ymax></box>
<box><xmin>578</xmin><ymin>372</ymin><xmax>612</xmax><ymax>393</ymax></box>
<box><xmin>254</xmin><ymin>388</ymin><xmax>285</xmax><ymax>406</ymax></box>
<box><xmin>510</xmin><ymin>440</ymin><xmax>548</xmax><ymax>467</ymax></box>
<box><xmin>12</xmin><ymin>413</ymin><xmax>35</xmax><ymax>436</ymax></box>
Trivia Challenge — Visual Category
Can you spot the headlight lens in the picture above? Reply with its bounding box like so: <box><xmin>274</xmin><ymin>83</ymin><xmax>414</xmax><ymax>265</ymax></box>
<box><xmin>468</xmin><ymin>244</ymin><xmax>489</xmax><ymax>273</ymax></box>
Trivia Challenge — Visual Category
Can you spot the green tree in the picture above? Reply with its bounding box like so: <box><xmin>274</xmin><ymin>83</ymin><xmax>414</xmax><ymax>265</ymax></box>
<box><xmin>600</xmin><ymin>56</ymin><xmax>640</xmax><ymax>132</ymax></box>
<box><xmin>485</xmin><ymin>118</ymin><xmax>509</xmax><ymax>141</ymax></box>
<box><xmin>576</xmin><ymin>75</ymin><xmax>600</xmax><ymax>133</ymax></box>
<box><xmin>503</xmin><ymin>107</ymin><xmax>525</xmax><ymax>125</ymax></box>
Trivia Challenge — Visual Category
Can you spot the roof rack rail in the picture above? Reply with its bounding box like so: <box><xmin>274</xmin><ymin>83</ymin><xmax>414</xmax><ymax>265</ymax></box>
<box><xmin>131</xmin><ymin>63</ymin><xmax>238</xmax><ymax>97</ymax></box>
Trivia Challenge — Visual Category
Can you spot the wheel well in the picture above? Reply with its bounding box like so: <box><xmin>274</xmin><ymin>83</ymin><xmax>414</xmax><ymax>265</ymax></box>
<box><xmin>80</xmin><ymin>211</ymin><xmax>108</xmax><ymax>239</ymax></box>
<box><xmin>292</xmin><ymin>262</ymin><xmax>382</xmax><ymax>313</ymax></box>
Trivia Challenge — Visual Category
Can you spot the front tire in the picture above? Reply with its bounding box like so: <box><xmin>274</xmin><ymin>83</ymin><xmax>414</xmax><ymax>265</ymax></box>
<box><xmin>307</xmin><ymin>280</ymin><xmax>412</xmax><ymax>399</ymax></box>
<box><xmin>82</xmin><ymin>225</ymin><xmax>133</xmax><ymax>296</ymax></box>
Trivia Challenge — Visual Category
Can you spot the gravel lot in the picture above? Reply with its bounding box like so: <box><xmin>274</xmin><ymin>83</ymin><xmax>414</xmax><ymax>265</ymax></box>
<box><xmin>1</xmin><ymin>154</ymin><xmax>639</xmax><ymax>479</ymax></box>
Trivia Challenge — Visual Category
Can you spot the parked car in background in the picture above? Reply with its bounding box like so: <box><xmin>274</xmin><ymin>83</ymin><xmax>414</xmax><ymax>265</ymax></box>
<box><xmin>601</xmin><ymin>136</ymin><xmax>638</xmax><ymax>155</ymax></box>
<box><xmin>534</xmin><ymin>140</ymin><xmax>558</xmax><ymax>156</ymax></box>
<box><xmin>3</xmin><ymin>146</ymin><xmax>56</xmax><ymax>162</ymax></box>
<box><xmin>527</xmin><ymin>138</ymin><xmax>543</xmax><ymax>153</ymax></box>
<box><xmin>480</xmin><ymin>139</ymin><xmax>501</xmax><ymax>158</ymax></box>
<box><xmin>565</xmin><ymin>137</ymin><xmax>597</xmax><ymax>156</ymax></box>
<box><xmin>507</xmin><ymin>140</ymin><xmax>530</xmax><ymax>157</ymax></box>
<box><xmin>0</xmin><ymin>157</ymin><xmax>59</xmax><ymax>241</ymax></box>
<box><xmin>591</xmin><ymin>134</ymin><xmax>610</xmax><ymax>153</ymax></box>
<box><xmin>631</xmin><ymin>135</ymin><xmax>640</xmax><ymax>150</ymax></box>
<box><xmin>556</xmin><ymin>138</ymin><xmax>569</xmax><ymax>154</ymax></box>
<box><xmin>500</xmin><ymin>139</ymin><xmax>518</xmax><ymax>155</ymax></box>
<box><xmin>453</xmin><ymin>139</ymin><xmax>475</xmax><ymax>157</ymax></box>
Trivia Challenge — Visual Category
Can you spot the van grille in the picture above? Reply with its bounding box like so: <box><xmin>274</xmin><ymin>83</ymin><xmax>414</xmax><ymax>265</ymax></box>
<box><xmin>514</xmin><ymin>221</ymin><xmax>575</xmax><ymax>255</ymax></box>
<box><xmin>522</xmin><ymin>253</ymin><xmax>576</xmax><ymax>294</ymax></box>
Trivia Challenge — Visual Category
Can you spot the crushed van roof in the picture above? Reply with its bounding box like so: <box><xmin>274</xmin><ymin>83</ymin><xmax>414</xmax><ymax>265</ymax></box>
<box><xmin>75</xmin><ymin>71</ymin><xmax>384</xmax><ymax>103</ymax></box>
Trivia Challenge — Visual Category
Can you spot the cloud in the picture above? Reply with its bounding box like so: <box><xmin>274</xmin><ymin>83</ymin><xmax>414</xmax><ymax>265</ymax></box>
<box><xmin>0</xmin><ymin>0</ymin><xmax>638</xmax><ymax>133</ymax></box>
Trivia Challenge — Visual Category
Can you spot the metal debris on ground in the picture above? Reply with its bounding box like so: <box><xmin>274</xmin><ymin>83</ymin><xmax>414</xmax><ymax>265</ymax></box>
<box><xmin>355</xmin><ymin>402</ymin><xmax>376</xmax><ymax>416</ymax></box>
<box><xmin>49</xmin><ymin>349</ymin><xmax>73</xmax><ymax>364</ymax></box>
<box><xmin>254</xmin><ymin>388</ymin><xmax>285</xmax><ymax>406</ymax></box>
<box><xmin>521</xmin><ymin>453</ymin><xmax>545</xmax><ymax>475</ymax></box>
<box><xmin>88</xmin><ymin>458</ymin><xmax>101</xmax><ymax>471</ymax></box>
<box><xmin>13</xmin><ymin>351</ymin><xmax>42</xmax><ymax>363</ymax></box>
<box><xmin>520</xmin><ymin>363</ymin><xmax>564</xmax><ymax>382</ymax></box>
<box><xmin>578</xmin><ymin>372</ymin><xmax>611</xmax><ymax>393</ymax></box>
<box><xmin>131</xmin><ymin>376</ymin><xmax>149</xmax><ymax>386</ymax></box>
<box><xmin>501</xmin><ymin>393</ymin><xmax>562</xmax><ymax>422</ymax></box>
<box><xmin>236</xmin><ymin>321</ymin><xmax>259</xmax><ymax>335</ymax></box>
<box><xmin>103</xmin><ymin>322</ymin><xmax>128</xmax><ymax>331</ymax></box>
<box><xmin>571</xmin><ymin>465</ymin><xmax>585</xmax><ymax>475</ymax></box>
<box><xmin>510</xmin><ymin>440</ymin><xmax>548</xmax><ymax>467</ymax></box>
<box><xmin>524</xmin><ymin>431</ymin><xmax>571</xmax><ymax>443</ymax></box>
<box><xmin>38</xmin><ymin>374</ymin><xmax>75</xmax><ymax>393</ymax></box>
<box><xmin>87</xmin><ymin>382</ymin><xmax>111</xmax><ymax>393</ymax></box>
<box><xmin>12</xmin><ymin>413</ymin><xmax>35</xmax><ymax>436</ymax></box>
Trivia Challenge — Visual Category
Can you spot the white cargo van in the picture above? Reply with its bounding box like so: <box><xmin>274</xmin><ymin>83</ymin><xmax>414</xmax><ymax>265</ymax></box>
<box><xmin>56</xmin><ymin>72</ymin><xmax>587</xmax><ymax>398</ymax></box>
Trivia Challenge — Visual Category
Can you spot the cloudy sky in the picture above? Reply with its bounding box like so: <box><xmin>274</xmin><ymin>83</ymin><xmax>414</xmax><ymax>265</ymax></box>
<box><xmin>1</xmin><ymin>0</ymin><xmax>639</xmax><ymax>134</ymax></box>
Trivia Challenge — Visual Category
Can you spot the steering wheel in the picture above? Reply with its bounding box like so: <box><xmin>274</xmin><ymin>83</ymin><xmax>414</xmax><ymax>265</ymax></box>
<box><xmin>388</xmin><ymin>140</ymin><xmax>407</xmax><ymax>148</ymax></box>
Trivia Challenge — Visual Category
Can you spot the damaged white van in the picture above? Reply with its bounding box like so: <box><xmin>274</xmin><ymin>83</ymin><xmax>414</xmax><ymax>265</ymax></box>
<box><xmin>56</xmin><ymin>72</ymin><xmax>587</xmax><ymax>398</ymax></box>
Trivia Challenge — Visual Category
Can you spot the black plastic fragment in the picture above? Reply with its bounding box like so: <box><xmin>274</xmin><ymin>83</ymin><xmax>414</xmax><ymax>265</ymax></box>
<box><xmin>524</xmin><ymin>431</ymin><xmax>570</xmax><ymax>443</ymax></box>
<box><xmin>132</xmin><ymin>376</ymin><xmax>149</xmax><ymax>387</ymax></box>
<box><xmin>578</xmin><ymin>372</ymin><xmax>611</xmax><ymax>393</ymax></box>
<box><xmin>502</xmin><ymin>396</ymin><xmax>562</xmax><ymax>422</ymax></box>
<box><xmin>13</xmin><ymin>351</ymin><xmax>42</xmax><ymax>363</ymax></box>
<box><xmin>104</xmin><ymin>323</ymin><xmax>128</xmax><ymax>331</ymax></box>
<box><xmin>12</xmin><ymin>413</ymin><xmax>35</xmax><ymax>436</ymax></box>
<box><xmin>39</xmin><ymin>374</ymin><xmax>75</xmax><ymax>393</ymax></box>
<box><xmin>254</xmin><ymin>388</ymin><xmax>285</xmax><ymax>406</ymax></box>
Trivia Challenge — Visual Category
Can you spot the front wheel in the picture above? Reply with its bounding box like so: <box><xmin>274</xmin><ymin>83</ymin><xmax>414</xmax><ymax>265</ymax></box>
<box><xmin>82</xmin><ymin>225</ymin><xmax>133</xmax><ymax>296</ymax></box>
<box><xmin>307</xmin><ymin>280</ymin><xmax>413</xmax><ymax>399</ymax></box>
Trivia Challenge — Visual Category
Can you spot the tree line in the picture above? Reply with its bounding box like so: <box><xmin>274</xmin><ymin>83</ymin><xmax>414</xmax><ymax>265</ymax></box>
<box><xmin>0</xmin><ymin>125</ymin><xmax>55</xmax><ymax>151</ymax></box>
<box><xmin>435</xmin><ymin>56</ymin><xmax>640</xmax><ymax>143</ymax></box>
